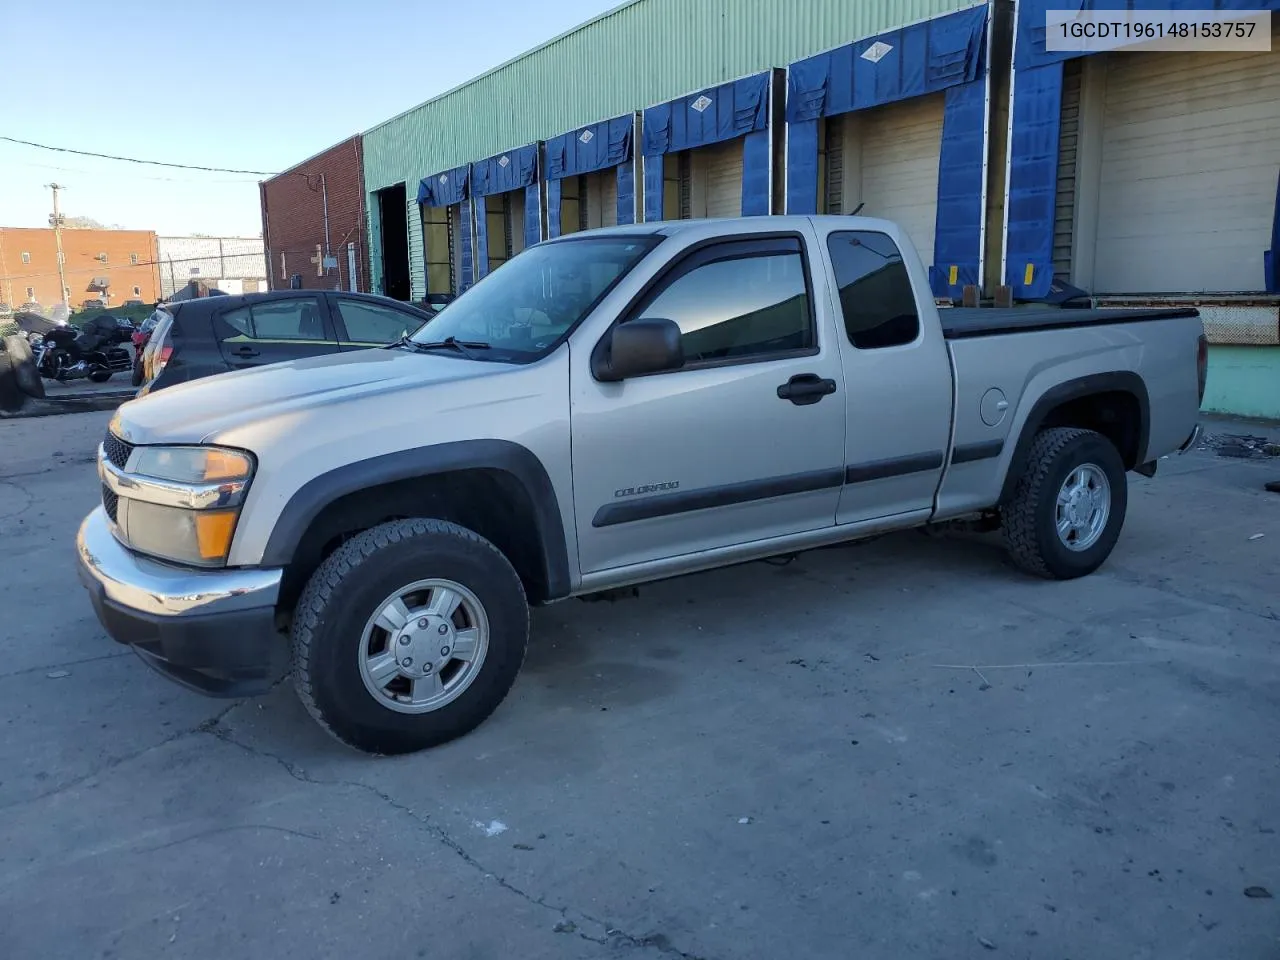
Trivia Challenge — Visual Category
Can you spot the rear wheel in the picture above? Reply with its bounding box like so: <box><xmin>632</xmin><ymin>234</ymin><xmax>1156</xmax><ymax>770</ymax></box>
<box><xmin>292</xmin><ymin>518</ymin><xmax>528</xmax><ymax>755</ymax></box>
<box><xmin>1001</xmin><ymin>427</ymin><xmax>1127</xmax><ymax>580</ymax></box>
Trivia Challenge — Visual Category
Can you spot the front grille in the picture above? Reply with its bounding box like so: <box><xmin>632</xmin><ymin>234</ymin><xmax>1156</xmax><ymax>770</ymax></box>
<box><xmin>102</xmin><ymin>484</ymin><xmax>119</xmax><ymax>523</ymax></box>
<box><xmin>103</xmin><ymin>431</ymin><xmax>133</xmax><ymax>470</ymax></box>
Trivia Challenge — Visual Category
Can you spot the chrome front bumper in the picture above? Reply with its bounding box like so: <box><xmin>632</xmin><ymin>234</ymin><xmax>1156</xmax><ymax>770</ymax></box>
<box><xmin>76</xmin><ymin>507</ymin><xmax>287</xmax><ymax>696</ymax></box>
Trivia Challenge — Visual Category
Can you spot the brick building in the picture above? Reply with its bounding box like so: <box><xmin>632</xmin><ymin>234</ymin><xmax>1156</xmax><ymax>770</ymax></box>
<box><xmin>260</xmin><ymin>135</ymin><xmax>367</xmax><ymax>293</ymax></box>
<box><xmin>0</xmin><ymin>226</ymin><xmax>161</xmax><ymax>311</ymax></box>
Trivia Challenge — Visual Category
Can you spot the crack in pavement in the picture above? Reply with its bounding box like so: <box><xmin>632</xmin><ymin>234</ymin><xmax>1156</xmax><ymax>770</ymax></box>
<box><xmin>201</xmin><ymin>722</ymin><xmax>714</xmax><ymax>960</ymax></box>
<box><xmin>0</xmin><ymin>699</ymin><xmax>246</xmax><ymax>813</ymax></box>
<box><xmin>131</xmin><ymin>822</ymin><xmax>325</xmax><ymax>855</ymax></box>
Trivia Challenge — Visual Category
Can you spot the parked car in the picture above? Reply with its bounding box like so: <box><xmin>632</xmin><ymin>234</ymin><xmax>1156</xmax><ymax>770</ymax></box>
<box><xmin>130</xmin><ymin>310</ymin><xmax>166</xmax><ymax>386</ymax></box>
<box><xmin>78</xmin><ymin>216</ymin><xmax>1206</xmax><ymax>755</ymax></box>
<box><xmin>136</xmin><ymin>290</ymin><xmax>436</xmax><ymax>394</ymax></box>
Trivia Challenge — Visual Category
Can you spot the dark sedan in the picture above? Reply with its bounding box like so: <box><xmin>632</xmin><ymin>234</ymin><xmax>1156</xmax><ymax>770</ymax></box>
<box><xmin>139</xmin><ymin>290</ymin><xmax>437</xmax><ymax>394</ymax></box>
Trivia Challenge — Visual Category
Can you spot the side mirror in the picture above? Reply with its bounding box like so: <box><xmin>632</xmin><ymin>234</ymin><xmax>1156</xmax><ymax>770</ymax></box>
<box><xmin>593</xmin><ymin>317</ymin><xmax>684</xmax><ymax>382</ymax></box>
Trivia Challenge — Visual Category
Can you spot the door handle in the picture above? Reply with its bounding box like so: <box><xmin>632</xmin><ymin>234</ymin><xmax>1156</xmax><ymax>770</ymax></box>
<box><xmin>776</xmin><ymin>373</ymin><xmax>837</xmax><ymax>406</ymax></box>
<box><xmin>231</xmin><ymin>346</ymin><xmax>260</xmax><ymax>358</ymax></box>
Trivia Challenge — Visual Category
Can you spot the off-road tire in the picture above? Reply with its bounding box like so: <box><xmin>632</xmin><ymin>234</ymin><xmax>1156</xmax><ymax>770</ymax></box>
<box><xmin>2</xmin><ymin>336</ymin><xmax>43</xmax><ymax>398</ymax></box>
<box><xmin>1001</xmin><ymin>427</ymin><xmax>1127</xmax><ymax>580</ymax></box>
<box><xmin>292</xmin><ymin>518</ymin><xmax>529</xmax><ymax>755</ymax></box>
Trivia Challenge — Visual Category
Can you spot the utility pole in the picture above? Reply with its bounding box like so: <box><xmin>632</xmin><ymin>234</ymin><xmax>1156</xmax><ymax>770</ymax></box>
<box><xmin>47</xmin><ymin>183</ymin><xmax>68</xmax><ymax>308</ymax></box>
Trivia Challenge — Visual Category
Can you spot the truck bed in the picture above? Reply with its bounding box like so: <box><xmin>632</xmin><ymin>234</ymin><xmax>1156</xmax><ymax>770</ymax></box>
<box><xmin>939</xmin><ymin>306</ymin><xmax>1199</xmax><ymax>340</ymax></box>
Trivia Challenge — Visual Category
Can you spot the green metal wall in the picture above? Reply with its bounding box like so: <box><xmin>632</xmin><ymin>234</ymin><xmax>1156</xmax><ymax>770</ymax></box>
<box><xmin>363</xmin><ymin>0</ymin><xmax>985</xmax><ymax>296</ymax></box>
<box><xmin>1203</xmin><ymin>347</ymin><xmax>1280</xmax><ymax>421</ymax></box>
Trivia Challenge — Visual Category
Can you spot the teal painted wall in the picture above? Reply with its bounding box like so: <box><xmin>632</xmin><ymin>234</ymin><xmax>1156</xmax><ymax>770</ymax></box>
<box><xmin>1203</xmin><ymin>346</ymin><xmax>1280</xmax><ymax>421</ymax></box>
<box><xmin>363</xmin><ymin>0</ymin><xmax>988</xmax><ymax>296</ymax></box>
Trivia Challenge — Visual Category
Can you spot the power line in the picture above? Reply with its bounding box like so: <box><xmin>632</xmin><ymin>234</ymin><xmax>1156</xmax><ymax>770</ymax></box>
<box><xmin>1</xmin><ymin>136</ymin><xmax>279</xmax><ymax>176</ymax></box>
<box><xmin>8</xmin><ymin>159</ymin><xmax>262</xmax><ymax>184</ymax></box>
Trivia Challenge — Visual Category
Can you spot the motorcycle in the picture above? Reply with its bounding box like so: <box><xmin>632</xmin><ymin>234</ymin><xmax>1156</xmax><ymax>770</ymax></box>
<box><xmin>27</xmin><ymin>314</ymin><xmax>134</xmax><ymax>383</ymax></box>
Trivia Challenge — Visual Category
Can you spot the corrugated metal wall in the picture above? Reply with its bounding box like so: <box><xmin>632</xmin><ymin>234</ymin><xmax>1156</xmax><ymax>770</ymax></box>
<box><xmin>364</xmin><ymin>0</ymin><xmax>984</xmax><ymax>294</ymax></box>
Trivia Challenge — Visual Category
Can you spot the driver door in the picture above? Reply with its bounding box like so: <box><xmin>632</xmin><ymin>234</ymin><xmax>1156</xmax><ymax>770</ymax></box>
<box><xmin>570</xmin><ymin>232</ymin><xmax>847</xmax><ymax>575</ymax></box>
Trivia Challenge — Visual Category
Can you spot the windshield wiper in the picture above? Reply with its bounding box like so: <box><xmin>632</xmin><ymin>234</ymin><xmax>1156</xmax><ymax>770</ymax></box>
<box><xmin>414</xmin><ymin>336</ymin><xmax>491</xmax><ymax>360</ymax></box>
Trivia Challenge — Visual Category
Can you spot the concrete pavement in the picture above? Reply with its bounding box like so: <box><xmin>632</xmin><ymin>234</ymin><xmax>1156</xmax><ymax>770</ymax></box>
<box><xmin>1</xmin><ymin>410</ymin><xmax>1277</xmax><ymax>959</ymax></box>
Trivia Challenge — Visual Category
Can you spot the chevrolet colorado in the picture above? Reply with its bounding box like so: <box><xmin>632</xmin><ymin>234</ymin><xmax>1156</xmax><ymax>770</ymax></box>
<box><xmin>77</xmin><ymin>216</ymin><xmax>1206</xmax><ymax>754</ymax></box>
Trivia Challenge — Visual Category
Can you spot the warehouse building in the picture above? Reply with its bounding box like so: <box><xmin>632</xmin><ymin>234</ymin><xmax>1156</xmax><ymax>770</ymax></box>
<box><xmin>360</xmin><ymin>0</ymin><xmax>990</xmax><ymax>307</ymax></box>
<box><xmin>266</xmin><ymin>0</ymin><xmax>1280</xmax><ymax>418</ymax></box>
<box><xmin>260</xmin><ymin>135</ymin><xmax>367</xmax><ymax>295</ymax></box>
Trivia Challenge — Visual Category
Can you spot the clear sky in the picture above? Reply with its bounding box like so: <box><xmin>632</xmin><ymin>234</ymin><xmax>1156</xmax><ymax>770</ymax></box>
<box><xmin>1</xmin><ymin>0</ymin><xmax>621</xmax><ymax>238</ymax></box>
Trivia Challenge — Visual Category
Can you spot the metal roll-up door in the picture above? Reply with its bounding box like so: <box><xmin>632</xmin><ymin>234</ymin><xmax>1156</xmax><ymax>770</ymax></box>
<box><xmin>600</xmin><ymin>170</ymin><xmax>619</xmax><ymax>227</ymax></box>
<box><xmin>1094</xmin><ymin>27</ymin><xmax>1280</xmax><ymax>293</ymax></box>
<box><xmin>858</xmin><ymin>93</ymin><xmax>945</xmax><ymax>266</ymax></box>
<box><xmin>704</xmin><ymin>139</ymin><xmax>744</xmax><ymax>219</ymax></box>
<box><xmin>823</xmin><ymin>114</ymin><xmax>845</xmax><ymax>215</ymax></box>
<box><xmin>1053</xmin><ymin>59</ymin><xmax>1082</xmax><ymax>281</ymax></box>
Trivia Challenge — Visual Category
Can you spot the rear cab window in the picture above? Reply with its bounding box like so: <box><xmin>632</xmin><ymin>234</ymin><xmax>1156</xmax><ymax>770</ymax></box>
<box><xmin>825</xmin><ymin>231</ymin><xmax>920</xmax><ymax>349</ymax></box>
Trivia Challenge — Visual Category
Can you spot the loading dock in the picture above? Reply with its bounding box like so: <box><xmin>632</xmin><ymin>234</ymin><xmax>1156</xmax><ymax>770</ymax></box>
<box><xmin>545</xmin><ymin>114</ymin><xmax>637</xmax><ymax>237</ymax></box>
<box><xmin>786</xmin><ymin>3</ymin><xmax>990</xmax><ymax>300</ymax></box>
<box><xmin>417</xmin><ymin>164</ymin><xmax>473</xmax><ymax>304</ymax></box>
<box><xmin>374</xmin><ymin>183</ymin><xmax>411</xmax><ymax>301</ymax></box>
<box><xmin>641</xmin><ymin>71</ymin><xmax>777</xmax><ymax>222</ymax></box>
<box><xmin>471</xmin><ymin>144</ymin><xmax>541</xmax><ymax>279</ymax></box>
<box><xmin>1004</xmin><ymin>0</ymin><xmax>1280</xmax><ymax>301</ymax></box>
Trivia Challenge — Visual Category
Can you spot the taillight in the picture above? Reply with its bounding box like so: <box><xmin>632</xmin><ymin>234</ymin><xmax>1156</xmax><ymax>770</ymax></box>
<box><xmin>155</xmin><ymin>344</ymin><xmax>173</xmax><ymax>376</ymax></box>
<box><xmin>1196</xmin><ymin>334</ymin><xmax>1208</xmax><ymax>406</ymax></box>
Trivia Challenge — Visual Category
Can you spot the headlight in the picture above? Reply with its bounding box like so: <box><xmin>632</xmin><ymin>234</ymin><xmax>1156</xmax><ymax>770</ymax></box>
<box><xmin>129</xmin><ymin>446</ymin><xmax>254</xmax><ymax>484</ymax></box>
<box><xmin>106</xmin><ymin>443</ymin><xmax>256</xmax><ymax>567</ymax></box>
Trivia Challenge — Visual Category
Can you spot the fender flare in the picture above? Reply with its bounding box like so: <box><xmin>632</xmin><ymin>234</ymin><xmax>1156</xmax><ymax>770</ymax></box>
<box><xmin>998</xmin><ymin>371</ymin><xmax>1150</xmax><ymax>505</ymax></box>
<box><xmin>260</xmin><ymin>439</ymin><xmax>572</xmax><ymax>600</ymax></box>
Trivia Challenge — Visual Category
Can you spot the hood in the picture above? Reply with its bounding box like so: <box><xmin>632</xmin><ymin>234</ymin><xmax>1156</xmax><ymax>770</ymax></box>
<box><xmin>113</xmin><ymin>347</ymin><xmax>504</xmax><ymax>446</ymax></box>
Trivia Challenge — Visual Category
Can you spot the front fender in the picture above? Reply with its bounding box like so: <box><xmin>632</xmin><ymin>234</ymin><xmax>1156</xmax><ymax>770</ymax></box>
<box><xmin>256</xmin><ymin>439</ymin><xmax>572</xmax><ymax>600</ymax></box>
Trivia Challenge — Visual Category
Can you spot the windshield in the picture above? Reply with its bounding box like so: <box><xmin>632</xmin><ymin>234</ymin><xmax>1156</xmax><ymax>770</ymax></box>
<box><xmin>409</xmin><ymin>236</ymin><xmax>660</xmax><ymax>361</ymax></box>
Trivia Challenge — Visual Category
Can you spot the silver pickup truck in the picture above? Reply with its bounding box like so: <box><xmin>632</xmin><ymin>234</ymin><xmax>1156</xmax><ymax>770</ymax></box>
<box><xmin>77</xmin><ymin>216</ymin><xmax>1206</xmax><ymax>754</ymax></box>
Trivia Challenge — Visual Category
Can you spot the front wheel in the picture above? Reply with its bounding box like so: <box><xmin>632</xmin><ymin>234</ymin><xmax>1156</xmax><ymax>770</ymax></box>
<box><xmin>292</xmin><ymin>518</ymin><xmax>529</xmax><ymax>754</ymax></box>
<box><xmin>1000</xmin><ymin>427</ymin><xmax>1128</xmax><ymax>580</ymax></box>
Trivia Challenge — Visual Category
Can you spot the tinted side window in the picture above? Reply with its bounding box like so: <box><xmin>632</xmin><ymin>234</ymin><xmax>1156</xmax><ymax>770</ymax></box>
<box><xmin>335</xmin><ymin>298</ymin><xmax>420</xmax><ymax>343</ymax></box>
<box><xmin>826</xmin><ymin>232</ymin><xmax>920</xmax><ymax>349</ymax></box>
<box><xmin>221</xmin><ymin>306</ymin><xmax>254</xmax><ymax>338</ymax></box>
<box><xmin>640</xmin><ymin>251</ymin><xmax>812</xmax><ymax>365</ymax></box>
<box><xmin>252</xmin><ymin>299</ymin><xmax>328</xmax><ymax>341</ymax></box>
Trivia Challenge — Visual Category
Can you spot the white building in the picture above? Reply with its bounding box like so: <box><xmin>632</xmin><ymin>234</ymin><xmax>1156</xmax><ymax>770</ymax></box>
<box><xmin>156</xmin><ymin>236</ymin><xmax>267</xmax><ymax>298</ymax></box>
